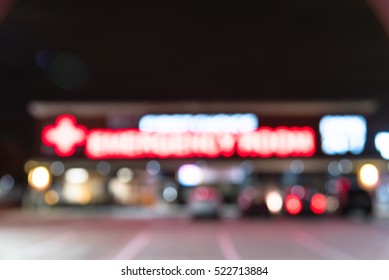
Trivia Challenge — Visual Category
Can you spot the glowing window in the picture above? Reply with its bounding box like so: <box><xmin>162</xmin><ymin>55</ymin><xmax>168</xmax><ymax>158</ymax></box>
<box><xmin>319</xmin><ymin>115</ymin><xmax>366</xmax><ymax>155</ymax></box>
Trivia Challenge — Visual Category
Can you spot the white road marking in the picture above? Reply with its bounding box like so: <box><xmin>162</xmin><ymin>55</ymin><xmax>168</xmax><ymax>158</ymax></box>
<box><xmin>217</xmin><ymin>231</ymin><xmax>241</xmax><ymax>260</ymax></box>
<box><xmin>2</xmin><ymin>231</ymin><xmax>77</xmax><ymax>259</ymax></box>
<box><xmin>112</xmin><ymin>230</ymin><xmax>151</xmax><ymax>260</ymax></box>
<box><xmin>291</xmin><ymin>229</ymin><xmax>354</xmax><ymax>259</ymax></box>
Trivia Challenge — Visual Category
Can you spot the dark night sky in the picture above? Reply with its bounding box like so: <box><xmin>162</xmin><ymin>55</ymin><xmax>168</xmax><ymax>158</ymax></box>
<box><xmin>1</xmin><ymin>0</ymin><xmax>389</xmax><ymax>159</ymax></box>
<box><xmin>1</xmin><ymin>0</ymin><xmax>389</xmax><ymax>103</ymax></box>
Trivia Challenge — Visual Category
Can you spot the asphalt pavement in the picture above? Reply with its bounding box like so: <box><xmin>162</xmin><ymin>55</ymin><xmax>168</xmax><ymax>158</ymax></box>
<box><xmin>1</xmin><ymin>208</ymin><xmax>389</xmax><ymax>260</ymax></box>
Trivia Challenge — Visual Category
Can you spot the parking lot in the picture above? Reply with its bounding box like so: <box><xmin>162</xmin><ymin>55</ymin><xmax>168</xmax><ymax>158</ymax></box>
<box><xmin>1</xmin><ymin>209</ymin><xmax>389</xmax><ymax>260</ymax></box>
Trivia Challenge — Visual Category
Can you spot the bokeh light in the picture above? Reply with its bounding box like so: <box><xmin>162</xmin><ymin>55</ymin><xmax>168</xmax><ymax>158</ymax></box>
<box><xmin>358</xmin><ymin>163</ymin><xmax>379</xmax><ymax>190</ymax></box>
<box><xmin>326</xmin><ymin>196</ymin><xmax>340</xmax><ymax>213</ymax></box>
<box><xmin>24</xmin><ymin>160</ymin><xmax>38</xmax><ymax>173</ymax></box>
<box><xmin>116</xmin><ymin>168</ymin><xmax>134</xmax><ymax>183</ymax></box>
<box><xmin>50</xmin><ymin>161</ymin><xmax>65</xmax><ymax>176</ymax></box>
<box><xmin>163</xmin><ymin>186</ymin><xmax>178</xmax><ymax>202</ymax></box>
<box><xmin>63</xmin><ymin>184</ymin><xmax>91</xmax><ymax>205</ymax></box>
<box><xmin>310</xmin><ymin>193</ymin><xmax>326</xmax><ymax>214</ymax></box>
<box><xmin>44</xmin><ymin>190</ymin><xmax>60</xmax><ymax>206</ymax></box>
<box><xmin>146</xmin><ymin>160</ymin><xmax>160</xmax><ymax>176</ymax></box>
<box><xmin>177</xmin><ymin>164</ymin><xmax>203</xmax><ymax>187</ymax></box>
<box><xmin>265</xmin><ymin>191</ymin><xmax>283</xmax><ymax>214</ymax></box>
<box><xmin>96</xmin><ymin>161</ymin><xmax>111</xmax><ymax>176</ymax></box>
<box><xmin>35</xmin><ymin>49</ymin><xmax>52</xmax><ymax>70</ymax></box>
<box><xmin>0</xmin><ymin>174</ymin><xmax>14</xmax><ymax>190</ymax></box>
<box><xmin>328</xmin><ymin>161</ymin><xmax>341</xmax><ymax>177</ymax></box>
<box><xmin>290</xmin><ymin>160</ymin><xmax>304</xmax><ymax>174</ymax></box>
<box><xmin>285</xmin><ymin>194</ymin><xmax>302</xmax><ymax>215</ymax></box>
<box><xmin>338</xmin><ymin>159</ymin><xmax>353</xmax><ymax>174</ymax></box>
<box><xmin>28</xmin><ymin>166</ymin><xmax>51</xmax><ymax>191</ymax></box>
<box><xmin>65</xmin><ymin>168</ymin><xmax>89</xmax><ymax>184</ymax></box>
<box><xmin>48</xmin><ymin>52</ymin><xmax>88</xmax><ymax>91</ymax></box>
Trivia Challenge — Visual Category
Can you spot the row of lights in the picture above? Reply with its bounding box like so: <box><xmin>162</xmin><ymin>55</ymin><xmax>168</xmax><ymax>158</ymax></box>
<box><xmin>25</xmin><ymin>160</ymin><xmax>164</xmax><ymax>206</ymax></box>
<box><xmin>26</xmin><ymin>162</ymin><xmax>381</xmax><ymax>191</ymax></box>
<box><xmin>178</xmin><ymin>161</ymin><xmax>381</xmax><ymax>190</ymax></box>
<box><xmin>24</xmin><ymin>159</ymin><xmax>381</xmax><ymax>208</ymax></box>
<box><xmin>25</xmin><ymin>160</ymin><xmax>163</xmax><ymax>189</ymax></box>
<box><xmin>240</xmin><ymin>189</ymin><xmax>339</xmax><ymax>216</ymax></box>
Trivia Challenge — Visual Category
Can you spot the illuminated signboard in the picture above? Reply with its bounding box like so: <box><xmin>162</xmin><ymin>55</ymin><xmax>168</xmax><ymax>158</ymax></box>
<box><xmin>237</xmin><ymin>127</ymin><xmax>315</xmax><ymax>158</ymax></box>
<box><xmin>42</xmin><ymin>115</ymin><xmax>316</xmax><ymax>159</ymax></box>
<box><xmin>319</xmin><ymin>115</ymin><xmax>366</xmax><ymax>155</ymax></box>
<box><xmin>42</xmin><ymin>115</ymin><xmax>87</xmax><ymax>157</ymax></box>
<box><xmin>139</xmin><ymin>114</ymin><xmax>258</xmax><ymax>133</ymax></box>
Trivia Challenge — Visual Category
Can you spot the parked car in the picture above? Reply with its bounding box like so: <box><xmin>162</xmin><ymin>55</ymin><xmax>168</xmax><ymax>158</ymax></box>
<box><xmin>238</xmin><ymin>186</ymin><xmax>270</xmax><ymax>217</ymax></box>
<box><xmin>188</xmin><ymin>186</ymin><xmax>222</xmax><ymax>219</ymax></box>
<box><xmin>332</xmin><ymin>176</ymin><xmax>373</xmax><ymax>217</ymax></box>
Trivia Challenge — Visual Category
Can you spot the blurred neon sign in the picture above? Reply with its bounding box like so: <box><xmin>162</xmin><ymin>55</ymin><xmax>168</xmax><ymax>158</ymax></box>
<box><xmin>42</xmin><ymin>115</ymin><xmax>316</xmax><ymax>159</ymax></box>
<box><xmin>237</xmin><ymin>127</ymin><xmax>315</xmax><ymax>158</ymax></box>
<box><xmin>139</xmin><ymin>113</ymin><xmax>258</xmax><ymax>133</ymax></box>
<box><xmin>319</xmin><ymin>115</ymin><xmax>366</xmax><ymax>155</ymax></box>
<box><xmin>42</xmin><ymin>114</ymin><xmax>87</xmax><ymax>157</ymax></box>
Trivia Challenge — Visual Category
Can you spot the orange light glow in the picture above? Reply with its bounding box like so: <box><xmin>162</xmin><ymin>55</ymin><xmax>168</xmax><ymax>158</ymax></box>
<box><xmin>310</xmin><ymin>194</ymin><xmax>326</xmax><ymax>214</ymax></box>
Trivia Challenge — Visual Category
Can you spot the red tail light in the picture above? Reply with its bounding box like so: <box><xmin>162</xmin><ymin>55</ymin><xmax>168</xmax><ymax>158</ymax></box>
<box><xmin>310</xmin><ymin>193</ymin><xmax>326</xmax><ymax>214</ymax></box>
<box><xmin>285</xmin><ymin>194</ymin><xmax>302</xmax><ymax>215</ymax></box>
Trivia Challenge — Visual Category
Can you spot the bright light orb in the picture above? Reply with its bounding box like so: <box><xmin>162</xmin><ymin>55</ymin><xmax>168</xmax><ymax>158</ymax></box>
<box><xmin>310</xmin><ymin>193</ymin><xmax>326</xmax><ymax>214</ymax></box>
<box><xmin>265</xmin><ymin>191</ymin><xmax>283</xmax><ymax>214</ymax></box>
<box><xmin>44</xmin><ymin>190</ymin><xmax>60</xmax><ymax>205</ymax></box>
<box><xmin>28</xmin><ymin>166</ymin><xmax>51</xmax><ymax>191</ymax></box>
<box><xmin>359</xmin><ymin>163</ymin><xmax>379</xmax><ymax>190</ymax></box>
<box><xmin>285</xmin><ymin>194</ymin><xmax>302</xmax><ymax>215</ymax></box>
<box><xmin>177</xmin><ymin>164</ymin><xmax>203</xmax><ymax>187</ymax></box>
<box><xmin>65</xmin><ymin>168</ymin><xmax>89</xmax><ymax>184</ymax></box>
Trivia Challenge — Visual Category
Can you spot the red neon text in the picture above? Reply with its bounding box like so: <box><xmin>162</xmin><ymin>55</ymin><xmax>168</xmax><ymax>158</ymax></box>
<box><xmin>237</xmin><ymin>127</ymin><xmax>316</xmax><ymax>157</ymax></box>
<box><xmin>85</xmin><ymin>130</ymin><xmax>236</xmax><ymax>159</ymax></box>
<box><xmin>84</xmin><ymin>127</ymin><xmax>315</xmax><ymax>159</ymax></box>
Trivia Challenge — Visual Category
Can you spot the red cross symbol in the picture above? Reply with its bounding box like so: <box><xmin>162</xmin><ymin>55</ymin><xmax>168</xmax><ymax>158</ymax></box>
<box><xmin>42</xmin><ymin>115</ymin><xmax>87</xmax><ymax>157</ymax></box>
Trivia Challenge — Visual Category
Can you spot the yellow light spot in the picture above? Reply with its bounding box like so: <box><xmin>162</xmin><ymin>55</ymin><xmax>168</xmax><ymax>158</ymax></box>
<box><xmin>24</xmin><ymin>160</ymin><xmax>38</xmax><ymax>173</ymax></box>
<box><xmin>359</xmin><ymin>163</ymin><xmax>379</xmax><ymax>191</ymax></box>
<box><xmin>28</xmin><ymin>166</ymin><xmax>51</xmax><ymax>191</ymax></box>
<box><xmin>44</xmin><ymin>190</ymin><xmax>59</xmax><ymax>205</ymax></box>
